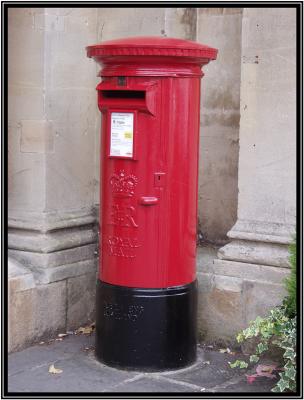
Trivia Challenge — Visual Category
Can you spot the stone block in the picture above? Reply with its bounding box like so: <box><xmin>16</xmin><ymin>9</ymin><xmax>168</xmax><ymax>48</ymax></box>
<box><xmin>45</xmin><ymin>11</ymin><xmax>98</xmax><ymax>88</ymax></box>
<box><xmin>97</xmin><ymin>8</ymin><xmax>165</xmax><ymax>40</ymax></box>
<box><xmin>8</xmin><ymin>287</ymin><xmax>36</xmax><ymax>353</ymax></box>
<box><xmin>243</xmin><ymin>279</ymin><xmax>287</xmax><ymax>325</ymax></box>
<box><xmin>8</xmin><ymin>225</ymin><xmax>97</xmax><ymax>253</ymax></box>
<box><xmin>8</xmin><ymin>86</ymin><xmax>45</xmax><ymax>121</ymax></box>
<box><xmin>237</xmin><ymin>9</ymin><xmax>296</xmax><ymax>226</ymax></box>
<box><xmin>218</xmin><ymin>239</ymin><xmax>290</xmax><ymax>268</ymax></box>
<box><xmin>164</xmin><ymin>8</ymin><xmax>197</xmax><ymax>40</ymax></box>
<box><xmin>8</xmin><ymin>257</ymin><xmax>36</xmax><ymax>292</ymax></box>
<box><xmin>67</xmin><ymin>270</ymin><xmax>97</xmax><ymax>330</ymax></box>
<box><xmin>20</xmin><ymin>120</ymin><xmax>54</xmax><ymax>154</ymax></box>
<box><xmin>8</xmin><ymin>243</ymin><xmax>97</xmax><ymax>268</ymax></box>
<box><xmin>213</xmin><ymin>259</ymin><xmax>290</xmax><ymax>284</ymax></box>
<box><xmin>8</xmin><ymin>12</ymin><xmax>44</xmax><ymax>88</ymax></box>
<box><xmin>34</xmin><ymin>281</ymin><xmax>67</xmax><ymax>339</ymax></box>
<box><xmin>196</xmin><ymin>245</ymin><xmax>218</xmax><ymax>273</ymax></box>
<box><xmin>34</xmin><ymin>259</ymin><xmax>97</xmax><ymax>285</ymax></box>
<box><xmin>8</xmin><ymin>263</ymin><xmax>67</xmax><ymax>353</ymax></box>
<box><xmin>197</xmin><ymin>272</ymin><xmax>244</xmax><ymax>343</ymax></box>
<box><xmin>228</xmin><ymin>219</ymin><xmax>295</xmax><ymax>244</ymax></box>
<box><xmin>34</xmin><ymin>13</ymin><xmax>65</xmax><ymax>32</ymax></box>
<box><xmin>197</xmin><ymin>8</ymin><xmax>242</xmax><ymax>242</ymax></box>
<box><xmin>8</xmin><ymin>258</ymin><xmax>36</xmax><ymax>353</ymax></box>
<box><xmin>8</xmin><ymin>208</ymin><xmax>96</xmax><ymax>232</ymax></box>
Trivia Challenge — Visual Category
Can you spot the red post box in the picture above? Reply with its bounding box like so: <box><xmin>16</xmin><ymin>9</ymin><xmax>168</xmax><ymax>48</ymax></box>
<box><xmin>86</xmin><ymin>37</ymin><xmax>217</xmax><ymax>371</ymax></box>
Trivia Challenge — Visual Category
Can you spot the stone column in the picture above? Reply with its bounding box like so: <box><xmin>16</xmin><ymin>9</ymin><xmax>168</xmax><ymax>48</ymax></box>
<box><xmin>196</xmin><ymin>8</ymin><xmax>242</xmax><ymax>244</ymax></box>
<box><xmin>8</xmin><ymin>8</ymin><xmax>99</xmax><ymax>350</ymax></box>
<box><xmin>199</xmin><ymin>8</ymin><xmax>296</xmax><ymax>342</ymax></box>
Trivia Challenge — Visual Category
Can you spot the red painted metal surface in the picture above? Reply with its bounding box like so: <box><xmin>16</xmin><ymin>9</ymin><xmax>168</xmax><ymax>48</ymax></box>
<box><xmin>87</xmin><ymin>37</ymin><xmax>217</xmax><ymax>288</ymax></box>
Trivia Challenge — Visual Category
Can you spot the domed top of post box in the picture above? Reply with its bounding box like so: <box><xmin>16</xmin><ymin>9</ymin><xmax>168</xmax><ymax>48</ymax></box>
<box><xmin>86</xmin><ymin>36</ymin><xmax>217</xmax><ymax>77</ymax></box>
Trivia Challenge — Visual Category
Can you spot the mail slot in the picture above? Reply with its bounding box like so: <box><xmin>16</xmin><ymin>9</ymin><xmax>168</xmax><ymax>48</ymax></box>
<box><xmin>86</xmin><ymin>36</ymin><xmax>217</xmax><ymax>371</ymax></box>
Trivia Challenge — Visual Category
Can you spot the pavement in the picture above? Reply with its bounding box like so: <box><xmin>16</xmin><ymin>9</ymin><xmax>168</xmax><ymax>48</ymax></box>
<box><xmin>7</xmin><ymin>332</ymin><xmax>278</xmax><ymax>394</ymax></box>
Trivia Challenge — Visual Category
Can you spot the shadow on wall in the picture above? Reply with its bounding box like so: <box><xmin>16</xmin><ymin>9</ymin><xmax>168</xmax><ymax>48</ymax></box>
<box><xmin>197</xmin><ymin>7</ymin><xmax>242</xmax><ymax>245</ymax></box>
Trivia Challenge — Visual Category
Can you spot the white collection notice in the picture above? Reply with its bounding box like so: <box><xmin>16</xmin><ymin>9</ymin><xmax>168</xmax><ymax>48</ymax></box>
<box><xmin>110</xmin><ymin>112</ymin><xmax>134</xmax><ymax>158</ymax></box>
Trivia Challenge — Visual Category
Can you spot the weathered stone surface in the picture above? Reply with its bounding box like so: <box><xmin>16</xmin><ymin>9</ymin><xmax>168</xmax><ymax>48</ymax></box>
<box><xmin>8</xmin><ymin>226</ymin><xmax>97</xmax><ymax>253</ymax></box>
<box><xmin>196</xmin><ymin>245</ymin><xmax>218</xmax><ymax>274</ymax></box>
<box><xmin>218</xmin><ymin>240</ymin><xmax>290</xmax><ymax>268</ymax></box>
<box><xmin>228</xmin><ymin>219</ymin><xmax>295</xmax><ymax>245</ymax></box>
<box><xmin>8</xmin><ymin>243</ymin><xmax>96</xmax><ymax>269</ymax></box>
<box><xmin>243</xmin><ymin>279</ymin><xmax>286</xmax><ymax>324</ymax></box>
<box><xmin>8</xmin><ymin>208</ymin><xmax>96</xmax><ymax>232</ymax></box>
<box><xmin>8</xmin><ymin>7</ymin><xmax>297</xmax><ymax>351</ymax></box>
<box><xmin>67</xmin><ymin>271</ymin><xmax>97</xmax><ymax>330</ymax></box>
<box><xmin>213</xmin><ymin>259</ymin><xmax>289</xmax><ymax>284</ymax></box>
<box><xmin>33</xmin><ymin>259</ymin><xmax>97</xmax><ymax>285</ymax></box>
<box><xmin>9</xmin><ymin>337</ymin><xmax>278</xmax><ymax>393</ymax></box>
<box><xmin>210</xmin><ymin>7</ymin><xmax>296</xmax><ymax>342</ymax></box>
<box><xmin>236</xmin><ymin>8</ymin><xmax>296</xmax><ymax>227</ymax></box>
<box><xmin>8</xmin><ymin>9</ymin><xmax>45</xmax><ymax>89</ymax></box>
<box><xmin>34</xmin><ymin>281</ymin><xmax>67</xmax><ymax>339</ymax></box>
<box><xmin>163</xmin><ymin>8</ymin><xmax>197</xmax><ymax>40</ymax></box>
<box><xmin>8</xmin><ymin>258</ymin><xmax>36</xmax><ymax>353</ymax></box>
<box><xmin>197</xmin><ymin>272</ymin><xmax>244</xmax><ymax>343</ymax></box>
<box><xmin>197</xmin><ymin>254</ymin><xmax>289</xmax><ymax>343</ymax></box>
<box><xmin>8</xmin><ymin>258</ymin><xmax>68</xmax><ymax>352</ymax></box>
<box><xmin>197</xmin><ymin>9</ymin><xmax>242</xmax><ymax>243</ymax></box>
<box><xmin>20</xmin><ymin>120</ymin><xmax>54</xmax><ymax>154</ymax></box>
<box><xmin>8</xmin><ymin>287</ymin><xmax>36</xmax><ymax>353</ymax></box>
<box><xmin>8</xmin><ymin>257</ymin><xmax>36</xmax><ymax>292</ymax></box>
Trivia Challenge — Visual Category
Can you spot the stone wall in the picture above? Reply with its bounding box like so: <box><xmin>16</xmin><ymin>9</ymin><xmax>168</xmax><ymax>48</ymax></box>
<box><xmin>199</xmin><ymin>7</ymin><xmax>296</xmax><ymax>343</ymax></box>
<box><xmin>197</xmin><ymin>8</ymin><xmax>242</xmax><ymax>243</ymax></box>
<box><xmin>8</xmin><ymin>8</ymin><xmax>99</xmax><ymax>351</ymax></box>
<box><xmin>8</xmin><ymin>7</ymin><xmax>296</xmax><ymax>351</ymax></box>
<box><xmin>7</xmin><ymin>7</ymin><xmax>208</xmax><ymax>352</ymax></box>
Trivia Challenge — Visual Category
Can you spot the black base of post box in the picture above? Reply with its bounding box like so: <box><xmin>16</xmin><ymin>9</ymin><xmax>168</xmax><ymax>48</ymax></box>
<box><xmin>95</xmin><ymin>279</ymin><xmax>197</xmax><ymax>372</ymax></box>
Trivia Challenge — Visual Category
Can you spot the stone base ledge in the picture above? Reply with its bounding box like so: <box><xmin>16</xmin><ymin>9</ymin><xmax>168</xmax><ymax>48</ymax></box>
<box><xmin>8</xmin><ymin>209</ymin><xmax>98</xmax><ymax>277</ymax></box>
<box><xmin>8</xmin><ymin>258</ymin><xmax>36</xmax><ymax>292</ymax></box>
<box><xmin>197</xmin><ymin>254</ymin><xmax>289</xmax><ymax>345</ymax></box>
<box><xmin>8</xmin><ymin>243</ymin><xmax>97</xmax><ymax>269</ymax></box>
<box><xmin>8</xmin><ymin>226</ymin><xmax>97</xmax><ymax>253</ymax></box>
<box><xmin>218</xmin><ymin>239</ymin><xmax>290</xmax><ymax>268</ymax></box>
<box><xmin>8</xmin><ymin>256</ymin><xmax>97</xmax><ymax>353</ymax></box>
<box><xmin>8</xmin><ymin>208</ymin><xmax>97</xmax><ymax>233</ymax></box>
<box><xmin>212</xmin><ymin>259</ymin><xmax>290</xmax><ymax>283</ymax></box>
<box><xmin>227</xmin><ymin>219</ymin><xmax>295</xmax><ymax>245</ymax></box>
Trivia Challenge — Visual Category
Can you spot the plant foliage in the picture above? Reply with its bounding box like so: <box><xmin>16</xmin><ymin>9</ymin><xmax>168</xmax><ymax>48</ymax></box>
<box><xmin>284</xmin><ymin>237</ymin><xmax>297</xmax><ymax>318</ymax></box>
<box><xmin>230</xmin><ymin>238</ymin><xmax>297</xmax><ymax>393</ymax></box>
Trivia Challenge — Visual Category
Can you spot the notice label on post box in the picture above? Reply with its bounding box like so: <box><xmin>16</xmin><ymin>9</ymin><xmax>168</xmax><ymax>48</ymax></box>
<box><xmin>110</xmin><ymin>113</ymin><xmax>134</xmax><ymax>158</ymax></box>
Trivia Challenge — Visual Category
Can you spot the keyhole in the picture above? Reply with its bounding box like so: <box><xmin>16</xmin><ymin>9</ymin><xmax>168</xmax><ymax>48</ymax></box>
<box><xmin>158</xmin><ymin>176</ymin><xmax>161</xmax><ymax>181</ymax></box>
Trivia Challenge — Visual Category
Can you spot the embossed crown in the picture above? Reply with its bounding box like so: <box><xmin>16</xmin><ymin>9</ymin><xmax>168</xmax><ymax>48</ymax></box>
<box><xmin>110</xmin><ymin>170</ymin><xmax>138</xmax><ymax>197</ymax></box>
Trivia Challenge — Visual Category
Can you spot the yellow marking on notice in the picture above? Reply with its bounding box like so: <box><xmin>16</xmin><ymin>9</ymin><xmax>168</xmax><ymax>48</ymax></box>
<box><xmin>124</xmin><ymin>132</ymin><xmax>133</xmax><ymax>139</ymax></box>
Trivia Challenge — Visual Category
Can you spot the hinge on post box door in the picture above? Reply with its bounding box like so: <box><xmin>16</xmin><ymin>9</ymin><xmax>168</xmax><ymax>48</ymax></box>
<box><xmin>154</xmin><ymin>173</ymin><xmax>166</xmax><ymax>187</ymax></box>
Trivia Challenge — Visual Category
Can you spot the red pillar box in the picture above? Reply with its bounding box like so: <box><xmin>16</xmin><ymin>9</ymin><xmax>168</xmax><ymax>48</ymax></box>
<box><xmin>86</xmin><ymin>37</ymin><xmax>217</xmax><ymax>371</ymax></box>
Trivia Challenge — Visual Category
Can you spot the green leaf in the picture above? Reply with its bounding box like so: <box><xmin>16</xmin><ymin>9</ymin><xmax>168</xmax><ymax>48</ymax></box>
<box><xmin>284</xmin><ymin>348</ymin><xmax>296</xmax><ymax>360</ymax></box>
<box><xmin>277</xmin><ymin>378</ymin><xmax>290</xmax><ymax>392</ymax></box>
<box><xmin>256</xmin><ymin>342</ymin><xmax>268</xmax><ymax>354</ymax></box>
<box><xmin>285</xmin><ymin>366</ymin><xmax>296</xmax><ymax>380</ymax></box>
<box><xmin>249</xmin><ymin>355</ymin><xmax>259</xmax><ymax>363</ymax></box>
<box><xmin>229</xmin><ymin>360</ymin><xmax>248</xmax><ymax>369</ymax></box>
<box><xmin>284</xmin><ymin>360</ymin><xmax>295</xmax><ymax>369</ymax></box>
<box><xmin>236</xmin><ymin>332</ymin><xmax>244</xmax><ymax>343</ymax></box>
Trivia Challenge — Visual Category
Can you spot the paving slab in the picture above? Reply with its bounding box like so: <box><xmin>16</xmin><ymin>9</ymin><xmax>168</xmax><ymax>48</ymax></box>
<box><xmin>109</xmin><ymin>376</ymin><xmax>202</xmax><ymax>393</ymax></box>
<box><xmin>7</xmin><ymin>332</ymin><xmax>278</xmax><ymax>393</ymax></box>
<box><xmin>216</xmin><ymin>377</ymin><xmax>279</xmax><ymax>393</ymax></box>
